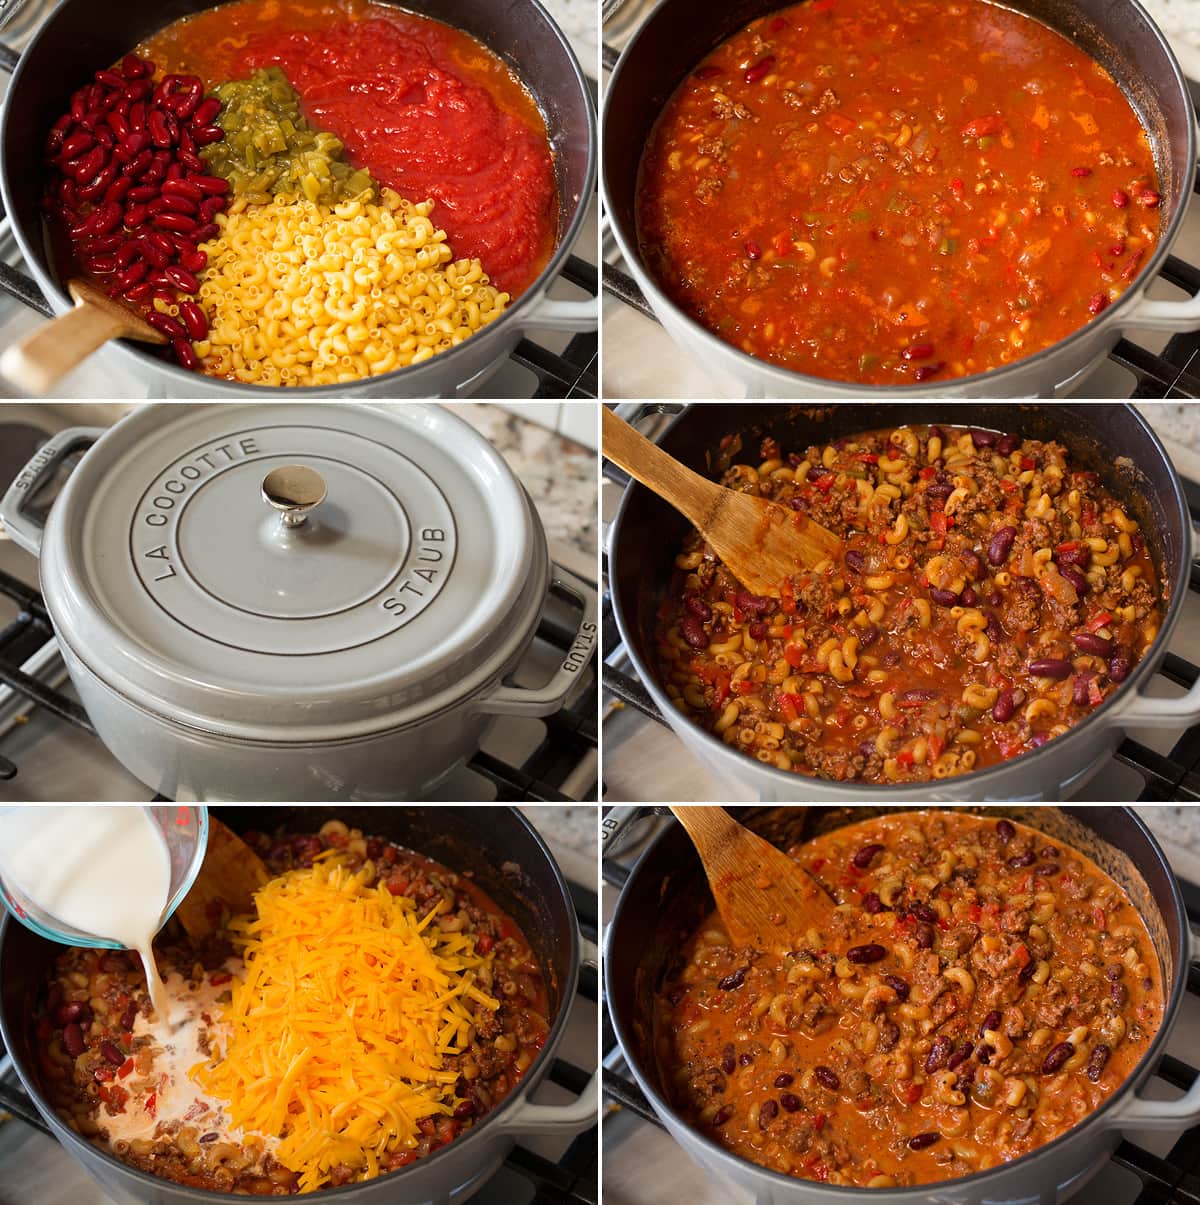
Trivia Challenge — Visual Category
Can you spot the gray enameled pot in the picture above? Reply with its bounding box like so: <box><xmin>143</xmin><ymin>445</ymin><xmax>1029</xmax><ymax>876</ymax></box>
<box><xmin>0</xmin><ymin>0</ymin><xmax>595</xmax><ymax>398</ymax></box>
<box><xmin>602</xmin><ymin>0</ymin><xmax>1197</xmax><ymax>398</ymax></box>
<box><xmin>607</xmin><ymin>402</ymin><xmax>1200</xmax><ymax>802</ymax></box>
<box><xmin>0</xmin><ymin>405</ymin><xmax>598</xmax><ymax>801</ymax></box>
<box><xmin>604</xmin><ymin>805</ymin><xmax>1200</xmax><ymax>1205</ymax></box>
<box><xmin>1</xmin><ymin>805</ymin><xmax>597</xmax><ymax>1204</ymax></box>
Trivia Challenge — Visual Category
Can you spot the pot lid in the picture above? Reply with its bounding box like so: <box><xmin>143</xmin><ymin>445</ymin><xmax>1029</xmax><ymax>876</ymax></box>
<box><xmin>41</xmin><ymin>404</ymin><xmax>548</xmax><ymax>739</ymax></box>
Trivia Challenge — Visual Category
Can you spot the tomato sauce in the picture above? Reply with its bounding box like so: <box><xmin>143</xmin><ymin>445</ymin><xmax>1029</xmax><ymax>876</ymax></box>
<box><xmin>637</xmin><ymin>0</ymin><xmax>1162</xmax><ymax>385</ymax></box>
<box><xmin>138</xmin><ymin>0</ymin><xmax>557</xmax><ymax>295</ymax></box>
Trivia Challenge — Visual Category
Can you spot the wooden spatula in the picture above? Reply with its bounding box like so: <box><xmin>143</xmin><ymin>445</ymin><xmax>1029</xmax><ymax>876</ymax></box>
<box><xmin>174</xmin><ymin>817</ymin><xmax>270</xmax><ymax>942</ymax></box>
<box><xmin>0</xmin><ymin>278</ymin><xmax>167</xmax><ymax>395</ymax></box>
<box><xmin>603</xmin><ymin>408</ymin><xmax>842</xmax><ymax>597</ymax></box>
<box><xmin>670</xmin><ymin>806</ymin><xmax>831</xmax><ymax>950</ymax></box>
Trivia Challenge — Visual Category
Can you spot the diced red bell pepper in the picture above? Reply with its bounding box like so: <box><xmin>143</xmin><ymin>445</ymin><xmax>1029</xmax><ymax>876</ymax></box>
<box><xmin>118</xmin><ymin>1057</ymin><xmax>135</xmax><ymax>1079</ymax></box>
<box><xmin>1088</xmin><ymin>611</ymin><xmax>1115</xmax><ymax>633</ymax></box>
<box><xmin>779</xmin><ymin>692</ymin><xmax>804</xmax><ymax>723</ymax></box>
<box><xmin>961</xmin><ymin>114</ymin><xmax>1002</xmax><ymax>138</ymax></box>
<box><xmin>784</xmin><ymin>644</ymin><xmax>805</xmax><ymax>669</ymax></box>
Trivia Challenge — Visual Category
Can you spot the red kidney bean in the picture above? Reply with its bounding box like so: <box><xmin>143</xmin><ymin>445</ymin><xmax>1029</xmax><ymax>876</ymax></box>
<box><xmin>712</xmin><ymin>1104</ymin><xmax>733</xmax><ymax>1126</ymax></box>
<box><xmin>173</xmin><ymin>338</ymin><xmax>201</xmax><ymax>371</ymax></box>
<box><xmin>189</xmin><ymin>174</ymin><xmax>230</xmax><ymax>195</ymax></box>
<box><xmin>72</xmin><ymin>145</ymin><xmax>107</xmax><ymax>183</ymax></box>
<box><xmin>718</xmin><ymin>967</ymin><xmax>747</xmax><ymax>991</ymax></box>
<box><xmin>192</xmin><ymin>125</ymin><xmax>225</xmax><ymax>147</ymax></box>
<box><xmin>747</xmin><ymin>621</ymin><xmax>767</xmax><ymax>639</ymax></box>
<box><xmin>54</xmin><ymin>1001</ymin><xmax>91</xmax><ymax>1026</ymax></box>
<box><xmin>191</xmin><ymin>97</ymin><xmax>223</xmax><ymax>128</ymax></box>
<box><xmin>95</xmin><ymin>68</ymin><xmax>125</xmax><ymax>90</ymax></box>
<box><xmin>902</xmin><ymin>342</ymin><xmax>934</xmax><ymax>361</ymax></box>
<box><xmin>1029</xmin><ymin>658</ymin><xmax>1072</xmax><ymax>680</ymax></box>
<box><xmin>1111</xmin><ymin>981</ymin><xmax>1127</xmax><ymax>1006</ymax></box>
<box><xmin>860</xmin><ymin>624</ymin><xmax>879</xmax><ymax>648</ymax></box>
<box><xmin>99</xmin><ymin>1039</ymin><xmax>126</xmax><ymax>1067</ymax></box>
<box><xmin>123</xmin><ymin>148</ymin><xmax>153</xmax><ymax>178</ymax></box>
<box><xmin>720</xmin><ymin>1046</ymin><xmax>736</xmax><ymax>1075</ymax></box>
<box><xmin>914</xmin><ymin>362</ymin><xmax>945</xmax><ymax>382</ymax></box>
<box><xmin>744</xmin><ymin>55</ymin><xmax>775</xmax><ymax>83</ymax></box>
<box><xmin>154</xmin><ymin>211</ymin><xmax>197</xmax><ymax>234</ymax></box>
<box><xmin>1042</xmin><ymin>1042</ymin><xmax>1074</xmax><ymax>1074</ymax></box>
<box><xmin>151</xmin><ymin>287</ymin><xmax>175</xmax><ymax>305</ymax></box>
<box><xmin>123</xmin><ymin>203</ymin><xmax>149</xmax><ymax>229</ymax></box>
<box><xmin>979</xmin><ymin>1009</ymin><xmax>1002</xmax><ymax>1035</ymax></box>
<box><xmin>70</xmin><ymin>92</ymin><xmax>87</xmax><ymax>124</ymax></box>
<box><xmin>159</xmin><ymin>192</ymin><xmax>197</xmax><ymax>216</ymax></box>
<box><xmin>193</xmin><ymin>222</ymin><xmax>220</xmax><ymax>242</ymax></box>
<box><xmin>122</xmin><ymin>53</ymin><xmax>151</xmax><ymax>78</ymax></box>
<box><xmin>145</xmin><ymin>270</ymin><xmax>173</xmax><ymax>288</ymax></box>
<box><xmin>846</xmin><ymin>943</ymin><xmax>886</xmax><ymax>964</ymax></box>
<box><xmin>62</xmin><ymin>1022</ymin><xmax>86</xmax><ymax>1058</ymax></box>
<box><xmin>995</xmin><ymin>432</ymin><xmax>1020</xmax><ymax>455</ymax></box>
<box><xmin>985</xmin><ymin>612</ymin><xmax>1004</xmax><ymax>644</ymax></box>
<box><xmin>813</xmin><ymin>1065</ymin><xmax>840</xmax><ymax>1091</ymax></box>
<box><xmin>1086</xmin><ymin>1044</ymin><xmax>1111</xmax><ymax>1082</ymax></box>
<box><xmin>947</xmin><ymin>1042</ymin><xmax>973</xmax><ymax>1071</ymax></box>
<box><xmin>925</xmin><ymin>479</ymin><xmax>953</xmax><ymax>501</ymax></box>
<box><xmin>92</xmin><ymin>202</ymin><xmax>122</xmax><ymax>236</ymax></box>
<box><xmin>84</xmin><ymin>234</ymin><xmax>123</xmax><ymax>255</ymax></box>
<box><xmin>106</xmin><ymin>109</ymin><xmax>130</xmax><ymax>141</ymax></box>
<box><xmin>738</xmin><ymin>1052</ymin><xmax>754</xmax><ymax>1067</ymax></box>
<box><xmin>995</xmin><ymin>819</ymin><xmax>1015</xmax><ymax>844</ymax></box>
<box><xmin>969</xmin><ymin>428</ymin><xmax>997</xmax><ymax>448</ymax></box>
<box><xmin>928</xmin><ymin>586</ymin><xmax>958</xmax><ymax>606</ymax></box>
<box><xmin>913</xmin><ymin>923</ymin><xmax>935</xmax><ymax>950</ymax></box>
<box><xmin>779</xmin><ymin>1092</ymin><xmax>802</xmax><ymax>1112</ymax></box>
<box><xmin>861</xmin><ymin>891</ymin><xmax>884</xmax><ymax>914</ymax></box>
<box><xmin>908</xmin><ymin>901</ymin><xmax>937</xmax><ymax>923</ymax></box>
<box><xmin>199</xmin><ymin>195</ymin><xmax>225</xmax><ymax>221</ymax></box>
<box><xmin>1034</xmin><ymin>861</ymin><xmax>1060</xmax><ymax>876</ymax></box>
<box><xmin>960</xmin><ymin>585</ymin><xmax>977</xmax><ymax>607</ymax></box>
<box><xmin>758</xmin><ymin>1098</ymin><xmax>779</xmax><ymax>1127</ymax></box>
<box><xmin>684</xmin><ymin>595</ymin><xmax>713</xmax><ymax>622</ymax></box>
<box><xmin>164</xmin><ymin>177</ymin><xmax>204</xmax><ymax>203</ymax></box>
<box><xmin>735</xmin><ymin>590</ymin><xmax>775</xmax><ymax>616</ymax></box>
<box><xmin>909</xmin><ymin>1132</ymin><xmax>940</xmax><ymax>1151</ymax></box>
<box><xmin>1008</xmin><ymin>850</ymin><xmax>1036</xmax><ymax>869</ymax></box>
<box><xmin>1139</xmin><ymin>189</ymin><xmax>1161</xmax><ymax>208</ymax></box>
<box><xmin>60</xmin><ymin>130</ymin><xmax>94</xmax><ymax>159</ymax></box>
<box><xmin>147</xmin><ymin>110</ymin><xmax>171</xmax><ymax>148</ymax></box>
<box><xmin>988</xmin><ymin>526</ymin><xmax>1016</xmax><ymax>564</ymax></box>
<box><xmin>1108</xmin><ymin>647</ymin><xmax>1131</xmax><ymax>682</ymax></box>
<box><xmin>852</xmin><ymin>843</ymin><xmax>884</xmax><ymax>869</ymax></box>
<box><xmin>882</xmin><ymin>974</ymin><xmax>909</xmax><ymax>1001</ymax></box>
<box><xmin>137</xmin><ymin>239</ymin><xmax>170</xmax><ymax>269</ymax></box>
<box><xmin>81</xmin><ymin>108</ymin><xmax>104</xmax><ymax>130</ymax></box>
<box><xmin>1074</xmin><ymin>632</ymin><xmax>1112</xmax><ymax>655</ymax></box>
<box><xmin>114</xmin><ymin>262</ymin><xmax>149</xmax><ymax>291</ymax></box>
<box><xmin>124</xmin><ymin>282</ymin><xmax>154</xmax><ymax>302</ymax></box>
<box><xmin>166</xmin><ymin>161</ymin><xmax>185</xmax><ymax>182</ymax></box>
<box><xmin>1072</xmin><ymin>672</ymin><xmax>1094</xmax><ymax>708</ymax></box>
<box><xmin>925</xmin><ymin>1035</ymin><xmax>952</xmax><ymax>1074</ymax></box>
<box><xmin>681</xmin><ymin>615</ymin><xmax>709</xmax><ymax>649</ymax></box>
<box><xmin>128</xmin><ymin>101</ymin><xmax>148</xmax><ymax>132</ymax></box>
<box><xmin>179</xmin><ymin>148</ymin><xmax>205</xmax><ymax>173</ymax></box>
<box><xmin>773</xmin><ymin>1072</ymin><xmax>794</xmax><ymax>1088</ymax></box>
<box><xmin>1059</xmin><ymin>564</ymin><xmax>1088</xmax><ymax>595</ymax></box>
<box><xmin>146</xmin><ymin>311</ymin><xmax>187</xmax><ymax>339</ymax></box>
<box><xmin>166</xmin><ymin>231</ymin><xmax>196</xmax><ymax>253</ymax></box>
<box><xmin>85</xmin><ymin>253</ymin><xmax>119</xmax><ymax>273</ymax></box>
<box><xmin>166</xmin><ymin>266</ymin><xmax>200</xmax><ymax>293</ymax></box>
<box><xmin>127</xmin><ymin>183</ymin><xmax>159</xmax><ymax>203</ymax></box>
<box><xmin>105</xmin><ymin>176</ymin><xmax>133</xmax><ymax>205</ymax></box>
<box><xmin>56</xmin><ymin>177</ymin><xmax>79</xmax><ymax>208</ymax></box>
<box><xmin>79</xmin><ymin>163</ymin><xmax>118</xmax><ymax>202</ymax></box>
<box><xmin>171</xmin><ymin>86</ymin><xmax>203</xmax><ymax>122</ymax></box>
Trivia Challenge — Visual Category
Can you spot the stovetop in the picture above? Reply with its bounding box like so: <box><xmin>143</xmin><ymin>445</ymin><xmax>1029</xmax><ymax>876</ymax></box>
<box><xmin>0</xmin><ymin>411</ymin><xmax>598</xmax><ymax>803</ymax></box>
<box><xmin>600</xmin><ymin>3</ymin><xmax>1200</xmax><ymax>400</ymax></box>
<box><xmin>600</xmin><ymin>407</ymin><xmax>1200</xmax><ymax>803</ymax></box>
<box><xmin>0</xmin><ymin>810</ymin><xmax>600</xmax><ymax>1205</ymax></box>
<box><xmin>600</xmin><ymin>808</ymin><xmax>1200</xmax><ymax>1205</ymax></box>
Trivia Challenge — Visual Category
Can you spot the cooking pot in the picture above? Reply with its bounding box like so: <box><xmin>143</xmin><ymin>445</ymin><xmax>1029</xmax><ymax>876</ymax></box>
<box><xmin>0</xmin><ymin>804</ymin><xmax>597</xmax><ymax>1205</ymax></box>
<box><xmin>0</xmin><ymin>404</ymin><xmax>598</xmax><ymax>800</ymax></box>
<box><xmin>605</xmin><ymin>804</ymin><xmax>1200</xmax><ymax>1205</ymax></box>
<box><xmin>607</xmin><ymin>402</ymin><xmax>1200</xmax><ymax>801</ymax></box>
<box><xmin>0</xmin><ymin>0</ymin><xmax>596</xmax><ymax>399</ymax></box>
<box><xmin>602</xmin><ymin>0</ymin><xmax>1199</xmax><ymax>398</ymax></box>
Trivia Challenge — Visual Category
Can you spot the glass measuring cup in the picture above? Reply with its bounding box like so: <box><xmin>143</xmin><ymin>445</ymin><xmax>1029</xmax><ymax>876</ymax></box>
<box><xmin>0</xmin><ymin>805</ymin><xmax>208</xmax><ymax>948</ymax></box>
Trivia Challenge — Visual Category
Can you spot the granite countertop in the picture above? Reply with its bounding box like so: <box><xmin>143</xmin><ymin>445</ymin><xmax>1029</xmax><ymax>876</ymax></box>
<box><xmin>445</xmin><ymin>404</ymin><xmax>598</xmax><ymax>571</ymax></box>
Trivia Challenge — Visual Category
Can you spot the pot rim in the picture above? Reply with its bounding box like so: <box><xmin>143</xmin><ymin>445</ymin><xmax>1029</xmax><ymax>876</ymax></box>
<box><xmin>608</xmin><ymin>401</ymin><xmax>1193</xmax><ymax>797</ymax></box>
<box><xmin>0</xmin><ymin>805</ymin><xmax>583</xmax><ymax>1203</ymax></box>
<box><xmin>605</xmin><ymin>805</ymin><xmax>1192</xmax><ymax>1199</ymax></box>
<box><xmin>0</xmin><ymin>0</ymin><xmax>597</xmax><ymax>397</ymax></box>
<box><xmin>600</xmin><ymin>0</ymin><xmax>1195</xmax><ymax>396</ymax></box>
<box><xmin>32</xmin><ymin>403</ymin><xmax>553</xmax><ymax>742</ymax></box>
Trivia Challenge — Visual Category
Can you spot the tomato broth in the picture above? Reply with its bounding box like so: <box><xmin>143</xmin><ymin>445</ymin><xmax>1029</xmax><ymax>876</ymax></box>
<box><xmin>637</xmin><ymin>0</ymin><xmax>1162</xmax><ymax>385</ymax></box>
<box><xmin>138</xmin><ymin>0</ymin><xmax>558</xmax><ymax>295</ymax></box>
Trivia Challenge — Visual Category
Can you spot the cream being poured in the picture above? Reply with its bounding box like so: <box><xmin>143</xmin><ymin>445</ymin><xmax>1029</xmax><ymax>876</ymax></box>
<box><xmin>0</xmin><ymin>806</ymin><xmax>173</xmax><ymax>1022</ymax></box>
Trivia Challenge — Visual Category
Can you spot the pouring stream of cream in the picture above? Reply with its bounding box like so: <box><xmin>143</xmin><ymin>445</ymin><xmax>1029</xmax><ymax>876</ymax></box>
<box><xmin>0</xmin><ymin>806</ymin><xmax>173</xmax><ymax>1022</ymax></box>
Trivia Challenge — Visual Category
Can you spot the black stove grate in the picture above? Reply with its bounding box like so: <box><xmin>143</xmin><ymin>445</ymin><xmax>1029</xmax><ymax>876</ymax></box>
<box><xmin>600</xmin><ymin>40</ymin><xmax>1200</xmax><ymax>400</ymax></box>
<box><xmin>599</xmin><ymin>841</ymin><xmax>1200</xmax><ymax>1205</ymax></box>
<box><xmin>601</xmin><ymin>435</ymin><xmax>1200</xmax><ymax>803</ymax></box>
<box><xmin>0</xmin><ymin>565</ymin><xmax>597</xmax><ymax>802</ymax></box>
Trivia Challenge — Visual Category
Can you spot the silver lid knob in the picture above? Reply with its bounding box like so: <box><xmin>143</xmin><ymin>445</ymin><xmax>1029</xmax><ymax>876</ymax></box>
<box><xmin>262</xmin><ymin>465</ymin><xmax>327</xmax><ymax>529</ymax></box>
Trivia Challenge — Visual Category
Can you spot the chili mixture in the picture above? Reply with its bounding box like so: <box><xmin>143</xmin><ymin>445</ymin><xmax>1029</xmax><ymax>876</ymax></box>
<box><xmin>657</xmin><ymin>810</ymin><xmax>1163</xmax><ymax>1187</ymax></box>
<box><xmin>637</xmin><ymin>0</ymin><xmax>1162</xmax><ymax>385</ymax></box>
<box><xmin>33</xmin><ymin>821</ymin><xmax>549</xmax><ymax>1194</ymax></box>
<box><xmin>656</xmin><ymin>425</ymin><xmax>1163</xmax><ymax>783</ymax></box>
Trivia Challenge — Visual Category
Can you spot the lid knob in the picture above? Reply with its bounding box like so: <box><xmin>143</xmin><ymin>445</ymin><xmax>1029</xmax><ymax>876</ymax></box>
<box><xmin>261</xmin><ymin>465</ymin><xmax>327</xmax><ymax>529</ymax></box>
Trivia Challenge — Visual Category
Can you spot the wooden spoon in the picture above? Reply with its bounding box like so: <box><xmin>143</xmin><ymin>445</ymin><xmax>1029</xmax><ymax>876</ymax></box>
<box><xmin>603</xmin><ymin>408</ymin><xmax>842</xmax><ymax>597</ymax></box>
<box><xmin>0</xmin><ymin>278</ymin><xmax>167</xmax><ymax>396</ymax></box>
<box><xmin>174</xmin><ymin>816</ymin><xmax>270</xmax><ymax>942</ymax></box>
<box><xmin>670</xmin><ymin>806</ymin><xmax>830</xmax><ymax>950</ymax></box>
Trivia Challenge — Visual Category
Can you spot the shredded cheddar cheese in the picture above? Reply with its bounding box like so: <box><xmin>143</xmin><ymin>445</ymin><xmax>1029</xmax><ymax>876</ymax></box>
<box><xmin>194</xmin><ymin>852</ymin><xmax>498</xmax><ymax>1192</ymax></box>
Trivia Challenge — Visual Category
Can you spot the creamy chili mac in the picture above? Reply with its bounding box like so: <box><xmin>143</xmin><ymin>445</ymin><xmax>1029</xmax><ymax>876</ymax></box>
<box><xmin>655</xmin><ymin>425</ymin><xmax>1163</xmax><ymax>783</ymax></box>
<box><xmin>656</xmin><ymin>810</ymin><xmax>1163</xmax><ymax>1188</ymax></box>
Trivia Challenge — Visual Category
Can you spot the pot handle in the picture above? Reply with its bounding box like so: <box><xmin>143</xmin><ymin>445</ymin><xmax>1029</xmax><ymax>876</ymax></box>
<box><xmin>522</xmin><ymin>296</ymin><xmax>599</xmax><ymax>333</ymax></box>
<box><xmin>474</xmin><ymin>564</ymin><xmax>598</xmax><ymax>717</ymax></box>
<box><xmin>1111</xmin><ymin>675</ymin><xmax>1200</xmax><ymax>726</ymax></box>
<box><xmin>490</xmin><ymin>1070</ymin><xmax>599</xmax><ymax>1137</ymax></box>
<box><xmin>1120</xmin><ymin>293</ymin><xmax>1200</xmax><ymax>333</ymax></box>
<box><xmin>0</xmin><ymin>426</ymin><xmax>103</xmax><ymax>557</ymax></box>
<box><xmin>1104</xmin><ymin>928</ymin><xmax>1200</xmax><ymax>1129</ymax></box>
